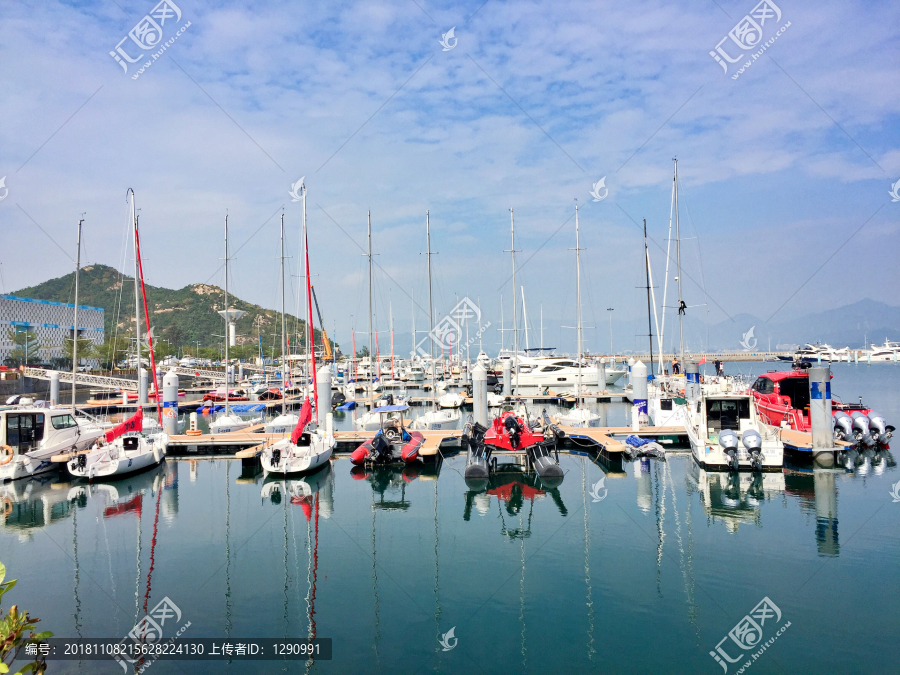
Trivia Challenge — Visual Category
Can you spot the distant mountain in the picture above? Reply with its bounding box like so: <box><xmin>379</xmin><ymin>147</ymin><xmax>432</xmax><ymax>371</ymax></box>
<box><xmin>12</xmin><ymin>264</ymin><xmax>336</xmax><ymax>353</ymax></box>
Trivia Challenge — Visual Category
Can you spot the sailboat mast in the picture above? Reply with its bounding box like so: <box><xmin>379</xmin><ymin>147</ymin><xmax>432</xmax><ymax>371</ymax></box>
<box><xmin>367</xmin><ymin>211</ymin><xmax>375</xmax><ymax>397</ymax></box>
<box><xmin>280</xmin><ymin>213</ymin><xmax>287</xmax><ymax>416</ymax></box>
<box><xmin>674</xmin><ymin>158</ymin><xmax>684</xmax><ymax>364</ymax></box>
<box><xmin>224</xmin><ymin>214</ymin><xmax>230</xmax><ymax>416</ymax></box>
<box><xmin>389</xmin><ymin>298</ymin><xmax>394</xmax><ymax>380</ymax></box>
<box><xmin>132</xmin><ymin>192</ymin><xmax>140</xmax><ymax>371</ymax></box>
<box><xmin>302</xmin><ymin>184</ymin><xmax>308</xmax><ymax>388</ymax></box>
<box><xmin>72</xmin><ymin>217</ymin><xmax>82</xmax><ymax>408</ymax></box>
<box><xmin>510</xmin><ymin>209</ymin><xmax>518</xmax><ymax>389</ymax></box>
<box><xmin>575</xmin><ymin>205</ymin><xmax>582</xmax><ymax>405</ymax></box>
<box><xmin>644</xmin><ymin>219</ymin><xmax>655</xmax><ymax>376</ymax></box>
<box><xmin>521</xmin><ymin>286</ymin><xmax>529</xmax><ymax>351</ymax></box>
<box><xmin>426</xmin><ymin>211</ymin><xmax>435</xmax><ymax>405</ymax></box>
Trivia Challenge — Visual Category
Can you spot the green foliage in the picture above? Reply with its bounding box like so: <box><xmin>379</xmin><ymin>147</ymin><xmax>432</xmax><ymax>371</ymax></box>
<box><xmin>13</xmin><ymin>264</ymin><xmax>338</xmax><ymax>355</ymax></box>
<box><xmin>356</xmin><ymin>346</ymin><xmax>370</xmax><ymax>358</ymax></box>
<box><xmin>3</xmin><ymin>329</ymin><xmax>45</xmax><ymax>367</ymax></box>
<box><xmin>0</xmin><ymin>562</ymin><xmax>51</xmax><ymax>675</ymax></box>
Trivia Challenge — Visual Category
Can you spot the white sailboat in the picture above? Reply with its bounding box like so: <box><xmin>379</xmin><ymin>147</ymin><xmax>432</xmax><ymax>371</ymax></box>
<box><xmin>557</xmin><ymin>205</ymin><xmax>599</xmax><ymax>428</ymax></box>
<box><xmin>413</xmin><ymin>211</ymin><xmax>461</xmax><ymax>431</ymax></box>
<box><xmin>261</xmin><ymin>181</ymin><xmax>335</xmax><ymax>475</ymax></box>
<box><xmin>67</xmin><ymin>195</ymin><xmax>168</xmax><ymax>479</ymax></box>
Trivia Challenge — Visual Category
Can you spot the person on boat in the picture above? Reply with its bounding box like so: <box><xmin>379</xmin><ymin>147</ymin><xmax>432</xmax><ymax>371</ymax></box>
<box><xmin>678</xmin><ymin>300</ymin><xmax>687</xmax><ymax>315</ymax></box>
<box><xmin>714</xmin><ymin>359</ymin><xmax>724</xmax><ymax>376</ymax></box>
<box><xmin>671</xmin><ymin>358</ymin><xmax>681</xmax><ymax>375</ymax></box>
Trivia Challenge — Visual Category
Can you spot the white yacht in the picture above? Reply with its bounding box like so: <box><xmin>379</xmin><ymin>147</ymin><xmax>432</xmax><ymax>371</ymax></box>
<box><xmin>866</xmin><ymin>339</ymin><xmax>900</xmax><ymax>362</ymax></box>
<box><xmin>411</xmin><ymin>407</ymin><xmax>461</xmax><ymax>431</ymax></box>
<box><xmin>1</xmin><ymin>405</ymin><xmax>105</xmax><ymax>482</ymax></box>
<box><xmin>438</xmin><ymin>391</ymin><xmax>464</xmax><ymax>409</ymax></box>
<box><xmin>513</xmin><ymin>357</ymin><xmax>624</xmax><ymax>389</ymax></box>
<box><xmin>685</xmin><ymin>392</ymin><xmax>783</xmax><ymax>471</ymax></box>
<box><xmin>67</xmin><ymin>411</ymin><xmax>168</xmax><ymax>480</ymax></box>
<box><xmin>261</xmin><ymin>410</ymin><xmax>334</xmax><ymax>476</ymax></box>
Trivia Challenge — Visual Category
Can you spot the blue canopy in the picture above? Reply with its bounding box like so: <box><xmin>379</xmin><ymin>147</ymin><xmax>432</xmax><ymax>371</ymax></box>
<box><xmin>373</xmin><ymin>404</ymin><xmax>409</xmax><ymax>413</ymax></box>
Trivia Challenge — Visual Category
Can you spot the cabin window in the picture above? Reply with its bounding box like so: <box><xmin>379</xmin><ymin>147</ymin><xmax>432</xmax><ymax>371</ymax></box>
<box><xmin>753</xmin><ymin>378</ymin><xmax>775</xmax><ymax>394</ymax></box>
<box><xmin>555</xmin><ymin>361</ymin><xmax>576</xmax><ymax>367</ymax></box>
<box><xmin>660</xmin><ymin>399</ymin><xmax>673</xmax><ymax>411</ymax></box>
<box><xmin>541</xmin><ymin>366</ymin><xmax>563</xmax><ymax>372</ymax></box>
<box><xmin>706</xmin><ymin>399</ymin><xmax>750</xmax><ymax>432</ymax></box>
<box><xmin>51</xmin><ymin>415</ymin><xmax>77</xmax><ymax>430</ymax></box>
<box><xmin>5</xmin><ymin>414</ymin><xmax>45</xmax><ymax>452</ymax></box>
<box><xmin>779</xmin><ymin>377</ymin><xmax>810</xmax><ymax>409</ymax></box>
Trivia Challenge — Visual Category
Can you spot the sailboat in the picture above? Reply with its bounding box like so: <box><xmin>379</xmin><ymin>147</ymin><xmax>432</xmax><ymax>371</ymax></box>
<box><xmin>210</xmin><ymin>214</ymin><xmax>261</xmax><ymax>434</ymax></box>
<box><xmin>412</xmin><ymin>211</ymin><xmax>461</xmax><ymax>431</ymax></box>
<box><xmin>265</xmin><ymin>213</ymin><xmax>300</xmax><ymax>434</ymax></box>
<box><xmin>261</xmin><ymin>184</ymin><xmax>335</xmax><ymax>476</ymax></box>
<box><xmin>67</xmin><ymin>193</ymin><xmax>168</xmax><ymax>479</ymax></box>
<box><xmin>557</xmin><ymin>205</ymin><xmax>599</xmax><ymax>427</ymax></box>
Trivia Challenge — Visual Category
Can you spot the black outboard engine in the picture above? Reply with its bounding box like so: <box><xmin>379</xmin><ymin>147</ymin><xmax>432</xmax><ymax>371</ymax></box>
<box><xmin>866</xmin><ymin>411</ymin><xmax>894</xmax><ymax>446</ymax></box>
<box><xmin>463</xmin><ymin>421</ymin><xmax>491</xmax><ymax>486</ymax></box>
<box><xmin>851</xmin><ymin>412</ymin><xmax>876</xmax><ymax>447</ymax></box>
<box><xmin>271</xmin><ymin>447</ymin><xmax>281</xmax><ymax>467</ymax></box>
<box><xmin>77</xmin><ymin>453</ymin><xmax>87</xmax><ymax>469</ymax></box>
<box><xmin>371</xmin><ymin>433</ymin><xmax>393</xmax><ymax>463</ymax></box>
<box><xmin>504</xmin><ymin>415</ymin><xmax>522</xmax><ymax>449</ymax></box>
<box><xmin>331</xmin><ymin>391</ymin><xmax>346</xmax><ymax>408</ymax></box>
<box><xmin>741</xmin><ymin>429</ymin><xmax>763</xmax><ymax>472</ymax></box>
<box><xmin>833</xmin><ymin>411</ymin><xmax>855</xmax><ymax>443</ymax></box>
<box><xmin>719</xmin><ymin>429</ymin><xmax>740</xmax><ymax>471</ymax></box>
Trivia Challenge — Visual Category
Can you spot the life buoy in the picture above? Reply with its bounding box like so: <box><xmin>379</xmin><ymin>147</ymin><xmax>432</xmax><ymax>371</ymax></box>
<box><xmin>0</xmin><ymin>445</ymin><xmax>14</xmax><ymax>465</ymax></box>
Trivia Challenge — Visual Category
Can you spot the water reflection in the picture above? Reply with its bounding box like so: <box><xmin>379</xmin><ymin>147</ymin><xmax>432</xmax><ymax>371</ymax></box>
<box><xmin>0</xmin><ymin>473</ymin><xmax>83</xmax><ymax>537</ymax></box>
<box><xmin>784</xmin><ymin>464</ymin><xmax>841</xmax><ymax>557</ymax></box>
<box><xmin>463</xmin><ymin>464</ymin><xmax>568</xmax><ymax>533</ymax></box>
<box><xmin>262</xmin><ymin>462</ymin><xmax>335</xmax><ymax>519</ymax></box>
<box><xmin>687</xmin><ymin>461</ymin><xmax>785</xmax><ymax>533</ymax></box>
<box><xmin>349</xmin><ymin>463</ymin><xmax>435</xmax><ymax>510</ymax></box>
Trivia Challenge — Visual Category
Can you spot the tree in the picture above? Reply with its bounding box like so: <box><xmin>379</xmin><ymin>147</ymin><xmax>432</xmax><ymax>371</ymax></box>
<box><xmin>356</xmin><ymin>346</ymin><xmax>370</xmax><ymax>358</ymax></box>
<box><xmin>60</xmin><ymin>330</ymin><xmax>96</xmax><ymax>368</ymax></box>
<box><xmin>0</xmin><ymin>561</ymin><xmax>52</xmax><ymax>674</ymax></box>
<box><xmin>3</xmin><ymin>328</ymin><xmax>44</xmax><ymax>367</ymax></box>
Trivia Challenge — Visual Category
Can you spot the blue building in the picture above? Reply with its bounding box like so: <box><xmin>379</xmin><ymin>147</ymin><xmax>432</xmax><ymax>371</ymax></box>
<box><xmin>0</xmin><ymin>295</ymin><xmax>104</xmax><ymax>366</ymax></box>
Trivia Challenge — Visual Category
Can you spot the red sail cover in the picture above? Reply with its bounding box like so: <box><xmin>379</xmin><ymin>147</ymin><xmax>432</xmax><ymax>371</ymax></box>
<box><xmin>106</xmin><ymin>408</ymin><xmax>143</xmax><ymax>443</ymax></box>
<box><xmin>290</xmin><ymin>399</ymin><xmax>313</xmax><ymax>445</ymax></box>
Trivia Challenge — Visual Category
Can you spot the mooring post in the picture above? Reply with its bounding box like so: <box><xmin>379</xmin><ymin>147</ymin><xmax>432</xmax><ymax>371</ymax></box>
<box><xmin>139</xmin><ymin>368</ymin><xmax>149</xmax><ymax>405</ymax></box>
<box><xmin>472</xmin><ymin>364</ymin><xmax>488</xmax><ymax>427</ymax></box>
<box><xmin>808</xmin><ymin>366</ymin><xmax>838</xmax><ymax>461</ymax></box>
<box><xmin>502</xmin><ymin>359</ymin><xmax>512</xmax><ymax>397</ymax></box>
<box><xmin>685</xmin><ymin>359</ymin><xmax>700</xmax><ymax>402</ymax></box>
<box><xmin>597</xmin><ymin>357</ymin><xmax>606</xmax><ymax>393</ymax></box>
<box><xmin>162</xmin><ymin>370</ymin><xmax>179</xmax><ymax>435</ymax></box>
<box><xmin>317</xmin><ymin>365</ymin><xmax>332</xmax><ymax>413</ymax></box>
<box><xmin>632</xmin><ymin>360</ymin><xmax>648</xmax><ymax>428</ymax></box>
<box><xmin>49</xmin><ymin>371</ymin><xmax>60</xmax><ymax>407</ymax></box>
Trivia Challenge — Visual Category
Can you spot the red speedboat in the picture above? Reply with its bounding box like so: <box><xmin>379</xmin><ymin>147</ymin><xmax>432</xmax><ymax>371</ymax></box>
<box><xmin>350</xmin><ymin>404</ymin><xmax>424</xmax><ymax>466</ymax></box>
<box><xmin>465</xmin><ymin>404</ymin><xmax>564</xmax><ymax>486</ymax></box>
<box><xmin>751</xmin><ymin>368</ymin><xmax>892</xmax><ymax>447</ymax></box>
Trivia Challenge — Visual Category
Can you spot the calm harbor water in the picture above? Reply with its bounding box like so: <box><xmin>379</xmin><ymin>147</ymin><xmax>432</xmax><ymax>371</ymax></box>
<box><xmin>1</xmin><ymin>363</ymin><xmax>898</xmax><ymax>674</ymax></box>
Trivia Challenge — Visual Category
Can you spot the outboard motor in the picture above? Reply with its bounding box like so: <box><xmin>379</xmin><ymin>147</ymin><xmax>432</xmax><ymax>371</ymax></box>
<box><xmin>331</xmin><ymin>391</ymin><xmax>346</xmax><ymax>408</ymax></box>
<box><xmin>866</xmin><ymin>412</ymin><xmax>894</xmax><ymax>446</ymax></box>
<box><xmin>370</xmin><ymin>433</ymin><xmax>393</xmax><ymax>462</ymax></box>
<box><xmin>833</xmin><ymin>411</ymin><xmax>855</xmax><ymax>443</ymax></box>
<box><xmin>851</xmin><ymin>411</ymin><xmax>876</xmax><ymax>447</ymax></box>
<box><xmin>741</xmin><ymin>429</ymin><xmax>763</xmax><ymax>472</ymax></box>
<box><xmin>463</xmin><ymin>421</ymin><xmax>491</xmax><ymax>486</ymax></box>
<box><xmin>719</xmin><ymin>428</ymin><xmax>740</xmax><ymax>471</ymax></box>
<box><xmin>504</xmin><ymin>415</ymin><xmax>522</xmax><ymax>449</ymax></box>
<box><xmin>77</xmin><ymin>453</ymin><xmax>87</xmax><ymax>470</ymax></box>
<box><xmin>271</xmin><ymin>447</ymin><xmax>281</xmax><ymax>467</ymax></box>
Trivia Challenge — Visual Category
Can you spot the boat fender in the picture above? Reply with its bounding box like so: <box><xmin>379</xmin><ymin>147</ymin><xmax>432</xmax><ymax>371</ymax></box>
<box><xmin>0</xmin><ymin>445</ymin><xmax>13</xmax><ymax>465</ymax></box>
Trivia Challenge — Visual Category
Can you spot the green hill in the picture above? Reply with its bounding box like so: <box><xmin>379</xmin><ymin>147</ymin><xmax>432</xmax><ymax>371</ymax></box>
<box><xmin>12</xmin><ymin>264</ymin><xmax>337</xmax><ymax>358</ymax></box>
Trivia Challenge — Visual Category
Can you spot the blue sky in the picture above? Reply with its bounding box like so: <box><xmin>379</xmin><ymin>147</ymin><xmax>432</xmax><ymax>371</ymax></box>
<box><xmin>1</xmin><ymin>0</ymin><xmax>898</xmax><ymax>354</ymax></box>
